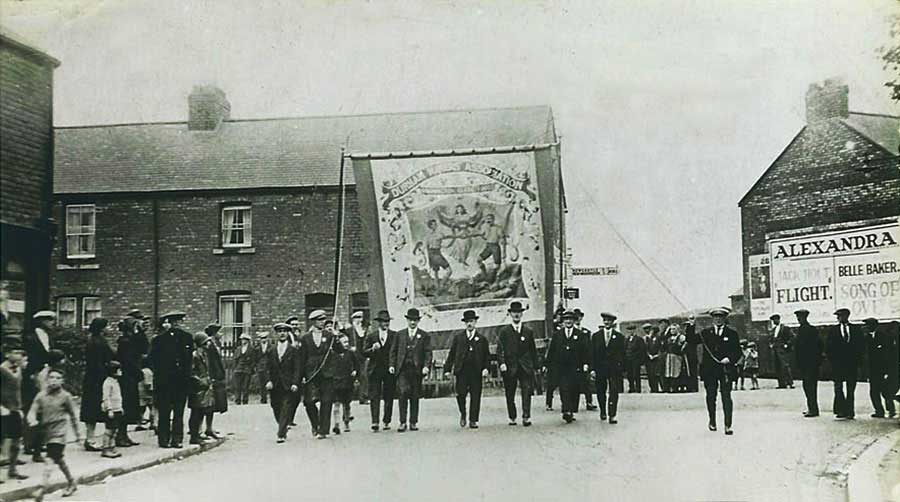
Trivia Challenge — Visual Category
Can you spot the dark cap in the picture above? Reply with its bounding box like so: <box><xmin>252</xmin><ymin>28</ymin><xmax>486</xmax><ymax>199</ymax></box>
<box><xmin>833</xmin><ymin>308</ymin><xmax>851</xmax><ymax>317</ymax></box>
<box><xmin>793</xmin><ymin>309</ymin><xmax>810</xmax><ymax>316</ymax></box>
<box><xmin>862</xmin><ymin>317</ymin><xmax>878</xmax><ymax>326</ymax></box>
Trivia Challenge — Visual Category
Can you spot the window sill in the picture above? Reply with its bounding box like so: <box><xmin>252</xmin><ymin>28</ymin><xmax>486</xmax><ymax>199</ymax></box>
<box><xmin>213</xmin><ymin>247</ymin><xmax>256</xmax><ymax>255</ymax></box>
<box><xmin>57</xmin><ymin>263</ymin><xmax>100</xmax><ymax>270</ymax></box>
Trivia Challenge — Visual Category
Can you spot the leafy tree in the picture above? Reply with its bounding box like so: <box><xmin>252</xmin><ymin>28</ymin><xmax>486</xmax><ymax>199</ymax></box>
<box><xmin>882</xmin><ymin>14</ymin><xmax>900</xmax><ymax>102</ymax></box>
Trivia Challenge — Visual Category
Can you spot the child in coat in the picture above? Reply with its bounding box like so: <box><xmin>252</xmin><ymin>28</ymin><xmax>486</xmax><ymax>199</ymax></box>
<box><xmin>135</xmin><ymin>357</ymin><xmax>155</xmax><ymax>432</ymax></box>
<box><xmin>331</xmin><ymin>334</ymin><xmax>358</xmax><ymax>434</ymax></box>
<box><xmin>743</xmin><ymin>342</ymin><xmax>760</xmax><ymax>390</ymax></box>
<box><xmin>27</xmin><ymin>369</ymin><xmax>81</xmax><ymax>499</ymax></box>
<box><xmin>100</xmin><ymin>361</ymin><xmax>124</xmax><ymax>458</ymax></box>
<box><xmin>1</xmin><ymin>335</ymin><xmax>28</xmax><ymax>482</ymax></box>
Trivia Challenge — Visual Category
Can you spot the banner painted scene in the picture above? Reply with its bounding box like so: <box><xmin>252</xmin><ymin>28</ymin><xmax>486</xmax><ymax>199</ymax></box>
<box><xmin>768</xmin><ymin>222</ymin><xmax>900</xmax><ymax>325</ymax></box>
<box><xmin>370</xmin><ymin>152</ymin><xmax>546</xmax><ymax>330</ymax></box>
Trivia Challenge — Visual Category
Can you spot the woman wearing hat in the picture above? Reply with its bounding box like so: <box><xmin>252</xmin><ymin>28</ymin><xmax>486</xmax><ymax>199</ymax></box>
<box><xmin>80</xmin><ymin>318</ymin><xmax>114</xmax><ymax>451</ymax></box>
<box><xmin>232</xmin><ymin>333</ymin><xmax>255</xmax><ymax>405</ymax></box>
<box><xmin>114</xmin><ymin>317</ymin><xmax>142</xmax><ymax>447</ymax></box>
<box><xmin>187</xmin><ymin>332</ymin><xmax>214</xmax><ymax>445</ymax></box>
<box><xmin>202</xmin><ymin>323</ymin><xmax>227</xmax><ymax>439</ymax></box>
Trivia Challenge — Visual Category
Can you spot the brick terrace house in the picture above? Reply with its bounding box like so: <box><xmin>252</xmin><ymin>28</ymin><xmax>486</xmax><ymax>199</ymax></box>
<box><xmin>50</xmin><ymin>86</ymin><xmax>557</xmax><ymax>345</ymax></box>
<box><xmin>739</xmin><ymin>79</ymin><xmax>899</xmax><ymax>374</ymax></box>
<box><xmin>1</xmin><ymin>27</ymin><xmax>60</xmax><ymax>334</ymax></box>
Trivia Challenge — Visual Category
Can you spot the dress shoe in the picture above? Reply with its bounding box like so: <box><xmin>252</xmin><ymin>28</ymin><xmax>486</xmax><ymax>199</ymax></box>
<box><xmin>508</xmin><ymin>420</ymin><xmax>517</xmax><ymax>426</ymax></box>
<box><xmin>276</xmin><ymin>437</ymin><xmax>285</xmax><ymax>444</ymax></box>
<box><xmin>204</xmin><ymin>430</ymin><xmax>222</xmax><ymax>440</ymax></box>
<box><xmin>600</xmin><ymin>413</ymin><xmax>607</xmax><ymax>421</ymax></box>
<box><xmin>316</xmin><ymin>434</ymin><xmax>326</xmax><ymax>440</ymax></box>
<box><xmin>563</xmin><ymin>414</ymin><xmax>574</xmax><ymax>423</ymax></box>
<box><xmin>586</xmin><ymin>404</ymin><xmax>598</xmax><ymax>411</ymax></box>
<box><xmin>62</xmin><ymin>483</ymin><xmax>77</xmax><ymax>497</ymax></box>
<box><xmin>803</xmin><ymin>412</ymin><xmax>819</xmax><ymax>418</ymax></box>
<box><xmin>871</xmin><ymin>413</ymin><xmax>885</xmax><ymax>418</ymax></box>
<box><xmin>170</xmin><ymin>442</ymin><xmax>183</xmax><ymax>449</ymax></box>
<box><xmin>8</xmin><ymin>472</ymin><xmax>28</xmax><ymax>480</ymax></box>
<box><xmin>333</xmin><ymin>426</ymin><xmax>342</xmax><ymax>435</ymax></box>
<box><xmin>459</xmin><ymin>416</ymin><xmax>467</xmax><ymax>428</ymax></box>
<box><xmin>189</xmin><ymin>437</ymin><xmax>204</xmax><ymax>445</ymax></box>
<box><xmin>469</xmin><ymin>422</ymin><xmax>479</xmax><ymax>429</ymax></box>
<box><xmin>609</xmin><ymin>417</ymin><xmax>617</xmax><ymax>424</ymax></box>
<box><xmin>32</xmin><ymin>454</ymin><xmax>45</xmax><ymax>463</ymax></box>
<box><xmin>708</xmin><ymin>423</ymin><xmax>717</xmax><ymax>432</ymax></box>
<box><xmin>409</xmin><ymin>424</ymin><xmax>419</xmax><ymax>431</ymax></box>
<box><xmin>522</xmin><ymin>419</ymin><xmax>532</xmax><ymax>427</ymax></box>
<box><xmin>371</xmin><ymin>424</ymin><xmax>380</xmax><ymax>432</ymax></box>
<box><xmin>84</xmin><ymin>440</ymin><xmax>102</xmax><ymax>452</ymax></box>
<box><xmin>724</xmin><ymin>427</ymin><xmax>734</xmax><ymax>435</ymax></box>
<box><xmin>889</xmin><ymin>411</ymin><xmax>897</xmax><ymax>418</ymax></box>
<box><xmin>382</xmin><ymin>423</ymin><xmax>391</xmax><ymax>431</ymax></box>
<box><xmin>397</xmin><ymin>424</ymin><xmax>407</xmax><ymax>432</ymax></box>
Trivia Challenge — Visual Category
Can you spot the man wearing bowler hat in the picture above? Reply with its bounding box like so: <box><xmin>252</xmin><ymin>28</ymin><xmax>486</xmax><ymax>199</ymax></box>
<box><xmin>590</xmin><ymin>312</ymin><xmax>624</xmax><ymax>423</ymax></box>
<box><xmin>444</xmin><ymin>310</ymin><xmax>490</xmax><ymax>428</ymax></box>
<box><xmin>497</xmin><ymin>301</ymin><xmax>538</xmax><ymax>426</ymax></box>
<box><xmin>149</xmin><ymin>311</ymin><xmax>194</xmax><ymax>448</ymax></box>
<box><xmin>863</xmin><ymin>317</ymin><xmax>897</xmax><ymax>419</ymax></box>
<box><xmin>689</xmin><ymin>307</ymin><xmax>741</xmax><ymax>435</ymax></box>
<box><xmin>793</xmin><ymin>309</ymin><xmax>823</xmax><ymax>417</ymax></box>
<box><xmin>826</xmin><ymin>308</ymin><xmax>864</xmax><ymax>419</ymax></box>
<box><xmin>389</xmin><ymin>308</ymin><xmax>432</xmax><ymax>431</ymax></box>
<box><xmin>364</xmin><ymin>310</ymin><xmax>396</xmax><ymax>431</ymax></box>
<box><xmin>547</xmin><ymin>310</ymin><xmax>590</xmax><ymax>423</ymax></box>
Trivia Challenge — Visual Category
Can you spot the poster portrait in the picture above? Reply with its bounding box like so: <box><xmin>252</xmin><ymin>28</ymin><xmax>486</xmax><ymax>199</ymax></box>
<box><xmin>748</xmin><ymin>254</ymin><xmax>773</xmax><ymax>321</ymax></box>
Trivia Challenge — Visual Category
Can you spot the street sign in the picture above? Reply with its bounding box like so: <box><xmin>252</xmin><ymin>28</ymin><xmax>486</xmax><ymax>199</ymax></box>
<box><xmin>564</xmin><ymin>287</ymin><xmax>580</xmax><ymax>299</ymax></box>
<box><xmin>571</xmin><ymin>266</ymin><xmax>619</xmax><ymax>276</ymax></box>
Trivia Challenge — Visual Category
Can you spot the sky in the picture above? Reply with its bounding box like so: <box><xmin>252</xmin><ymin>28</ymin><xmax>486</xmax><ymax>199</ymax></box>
<box><xmin>2</xmin><ymin>0</ymin><xmax>898</xmax><ymax>325</ymax></box>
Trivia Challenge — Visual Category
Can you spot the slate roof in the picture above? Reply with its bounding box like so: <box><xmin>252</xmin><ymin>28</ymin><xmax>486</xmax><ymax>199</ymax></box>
<box><xmin>0</xmin><ymin>26</ymin><xmax>60</xmax><ymax>67</ymax></box>
<box><xmin>842</xmin><ymin>112</ymin><xmax>900</xmax><ymax>156</ymax></box>
<box><xmin>54</xmin><ymin>106</ymin><xmax>556</xmax><ymax>194</ymax></box>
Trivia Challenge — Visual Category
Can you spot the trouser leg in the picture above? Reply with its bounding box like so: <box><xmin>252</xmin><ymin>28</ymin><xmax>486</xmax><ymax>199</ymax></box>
<box><xmin>846</xmin><ymin>379</ymin><xmax>857</xmax><ymax>418</ymax></box>
<box><xmin>583</xmin><ymin>374</ymin><xmax>594</xmax><ymax>406</ymax></box>
<box><xmin>188</xmin><ymin>408</ymin><xmax>204</xmax><ymax>439</ymax></box>
<box><xmin>156</xmin><ymin>396</ymin><xmax>172</xmax><ymax>446</ymax></box>
<box><xmin>258</xmin><ymin>376</ymin><xmax>268</xmax><ymax>403</ymax></box>
<box><xmin>277</xmin><ymin>393</ymin><xmax>294</xmax><ymax>438</ymax></box>
<box><xmin>520</xmin><ymin>373</ymin><xmax>533</xmax><ymax>420</ymax></box>
<box><xmin>596</xmin><ymin>378</ymin><xmax>608</xmax><ymax>416</ymax></box>
<box><xmin>304</xmin><ymin>402</ymin><xmax>320</xmax><ymax>434</ymax></box>
<box><xmin>803</xmin><ymin>375</ymin><xmax>819</xmax><ymax>414</ymax></box>
<box><xmin>455</xmin><ymin>375</ymin><xmax>468</xmax><ymax>417</ymax></box>
<box><xmin>720</xmin><ymin>376</ymin><xmax>733</xmax><ymax>427</ymax></box>
<box><xmin>319</xmin><ymin>400</ymin><xmax>333</xmax><ymax>435</ymax></box>
<box><xmin>704</xmin><ymin>378</ymin><xmax>718</xmax><ymax>426</ymax></box>
<box><xmin>398</xmin><ymin>384</ymin><xmax>409</xmax><ymax>425</ymax></box>
<box><xmin>470</xmin><ymin>376</ymin><xmax>483</xmax><ymax>423</ymax></box>
<box><xmin>870</xmin><ymin>374</ymin><xmax>886</xmax><ymax>415</ymax></box>
<box><xmin>369</xmin><ymin>374</ymin><xmax>383</xmax><ymax>424</ymax></box>
<box><xmin>170</xmin><ymin>393</ymin><xmax>186</xmax><ymax>443</ymax></box>
<box><xmin>504</xmin><ymin>374</ymin><xmax>518</xmax><ymax>420</ymax></box>
<box><xmin>833</xmin><ymin>380</ymin><xmax>845</xmax><ymax>416</ymax></box>
<box><xmin>382</xmin><ymin>375</ymin><xmax>395</xmax><ymax>425</ymax></box>
<box><xmin>410</xmin><ymin>377</ymin><xmax>421</xmax><ymax>424</ymax></box>
<box><xmin>608</xmin><ymin>378</ymin><xmax>619</xmax><ymax>418</ymax></box>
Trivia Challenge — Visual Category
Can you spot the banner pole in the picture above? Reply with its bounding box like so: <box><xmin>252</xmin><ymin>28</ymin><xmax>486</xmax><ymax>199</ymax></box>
<box><xmin>332</xmin><ymin>146</ymin><xmax>347</xmax><ymax>324</ymax></box>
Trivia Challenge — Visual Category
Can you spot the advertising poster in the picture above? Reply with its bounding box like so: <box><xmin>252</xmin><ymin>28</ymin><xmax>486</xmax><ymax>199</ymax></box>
<box><xmin>748</xmin><ymin>254</ymin><xmax>773</xmax><ymax>321</ymax></box>
<box><xmin>768</xmin><ymin>222</ymin><xmax>900</xmax><ymax>325</ymax></box>
<box><xmin>367</xmin><ymin>152</ymin><xmax>547</xmax><ymax>330</ymax></box>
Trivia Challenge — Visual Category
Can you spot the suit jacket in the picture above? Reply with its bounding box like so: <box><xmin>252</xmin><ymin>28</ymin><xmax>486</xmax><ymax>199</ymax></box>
<box><xmin>625</xmin><ymin>334</ymin><xmax>648</xmax><ymax>364</ymax></box>
<box><xmin>390</xmin><ymin>328</ymin><xmax>432</xmax><ymax>374</ymax></box>
<box><xmin>865</xmin><ymin>328</ymin><xmax>898</xmax><ymax>375</ymax></box>
<box><xmin>590</xmin><ymin>328</ymin><xmax>624</xmax><ymax>378</ymax></box>
<box><xmin>265</xmin><ymin>343</ymin><xmax>301</xmax><ymax>392</ymax></box>
<box><xmin>771</xmin><ymin>324</ymin><xmax>794</xmax><ymax>357</ymax></box>
<box><xmin>497</xmin><ymin>323</ymin><xmax>538</xmax><ymax>377</ymax></box>
<box><xmin>826</xmin><ymin>323</ymin><xmax>864</xmax><ymax>380</ymax></box>
<box><xmin>693</xmin><ymin>326</ymin><xmax>742</xmax><ymax>380</ymax></box>
<box><xmin>444</xmin><ymin>330</ymin><xmax>490</xmax><ymax>375</ymax></box>
<box><xmin>364</xmin><ymin>329</ymin><xmax>396</xmax><ymax>377</ymax></box>
<box><xmin>233</xmin><ymin>344</ymin><xmax>256</xmax><ymax>374</ymax></box>
<box><xmin>254</xmin><ymin>343</ymin><xmax>272</xmax><ymax>378</ymax></box>
<box><xmin>149</xmin><ymin>327</ymin><xmax>194</xmax><ymax>389</ymax></box>
<box><xmin>298</xmin><ymin>329</ymin><xmax>345</xmax><ymax>382</ymax></box>
<box><xmin>646</xmin><ymin>334</ymin><xmax>664</xmax><ymax>362</ymax></box>
<box><xmin>23</xmin><ymin>328</ymin><xmax>52</xmax><ymax>381</ymax></box>
<box><xmin>793</xmin><ymin>323</ymin><xmax>822</xmax><ymax>374</ymax></box>
<box><xmin>547</xmin><ymin>327</ymin><xmax>589</xmax><ymax>378</ymax></box>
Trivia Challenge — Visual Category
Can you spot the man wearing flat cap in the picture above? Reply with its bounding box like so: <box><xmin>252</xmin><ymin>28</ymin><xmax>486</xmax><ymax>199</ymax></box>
<box><xmin>298</xmin><ymin>310</ymin><xmax>345</xmax><ymax>439</ymax></box>
<box><xmin>23</xmin><ymin>310</ymin><xmax>56</xmax><ymax>457</ymax></box>
<box><xmin>768</xmin><ymin>314</ymin><xmax>795</xmax><ymax>389</ymax></box>
<box><xmin>389</xmin><ymin>308</ymin><xmax>432</xmax><ymax>431</ymax></box>
<box><xmin>444</xmin><ymin>310</ymin><xmax>490</xmax><ymax>428</ymax></box>
<box><xmin>826</xmin><ymin>308</ymin><xmax>864</xmax><ymax>420</ymax></box>
<box><xmin>149</xmin><ymin>311</ymin><xmax>194</xmax><ymax>448</ymax></box>
<box><xmin>497</xmin><ymin>302</ymin><xmax>538</xmax><ymax>426</ymax></box>
<box><xmin>265</xmin><ymin>323</ymin><xmax>301</xmax><ymax>443</ymax></box>
<box><xmin>863</xmin><ymin>318</ymin><xmax>898</xmax><ymax>419</ymax></box>
<box><xmin>545</xmin><ymin>310</ymin><xmax>589</xmax><ymax>423</ymax></box>
<box><xmin>364</xmin><ymin>310</ymin><xmax>396</xmax><ymax>431</ymax></box>
<box><xmin>688</xmin><ymin>308</ymin><xmax>741</xmax><ymax>435</ymax></box>
<box><xmin>589</xmin><ymin>312</ymin><xmax>624</xmax><ymax>423</ymax></box>
<box><xmin>793</xmin><ymin>309</ymin><xmax>823</xmax><ymax>417</ymax></box>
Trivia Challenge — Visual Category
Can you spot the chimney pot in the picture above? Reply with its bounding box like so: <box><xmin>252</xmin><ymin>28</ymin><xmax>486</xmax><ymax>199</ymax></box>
<box><xmin>188</xmin><ymin>85</ymin><xmax>230</xmax><ymax>131</ymax></box>
<box><xmin>805</xmin><ymin>78</ymin><xmax>849</xmax><ymax>124</ymax></box>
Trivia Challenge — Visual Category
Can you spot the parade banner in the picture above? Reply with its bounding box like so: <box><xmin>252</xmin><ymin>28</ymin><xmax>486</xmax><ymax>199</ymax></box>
<box><xmin>362</xmin><ymin>152</ymin><xmax>547</xmax><ymax>331</ymax></box>
<box><xmin>748</xmin><ymin>254</ymin><xmax>773</xmax><ymax>321</ymax></box>
<box><xmin>768</xmin><ymin>222</ymin><xmax>900</xmax><ymax>325</ymax></box>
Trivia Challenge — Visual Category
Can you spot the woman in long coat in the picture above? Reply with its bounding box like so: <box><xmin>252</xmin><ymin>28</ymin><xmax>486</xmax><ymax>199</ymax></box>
<box><xmin>664</xmin><ymin>325</ymin><xmax>685</xmax><ymax>393</ymax></box>
<box><xmin>115</xmin><ymin>317</ymin><xmax>142</xmax><ymax>446</ymax></box>
<box><xmin>203</xmin><ymin>323</ymin><xmax>228</xmax><ymax>439</ymax></box>
<box><xmin>188</xmin><ymin>332</ymin><xmax>214</xmax><ymax>444</ymax></box>
<box><xmin>81</xmin><ymin>317</ymin><xmax>114</xmax><ymax>451</ymax></box>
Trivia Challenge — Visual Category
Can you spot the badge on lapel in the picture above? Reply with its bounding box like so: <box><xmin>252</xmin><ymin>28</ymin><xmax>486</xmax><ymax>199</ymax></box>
<box><xmin>520</xmin><ymin>336</ymin><xmax>525</xmax><ymax>342</ymax></box>
<box><xmin>416</xmin><ymin>334</ymin><xmax>421</xmax><ymax>339</ymax></box>
<box><xmin>574</xmin><ymin>336</ymin><xmax>578</xmax><ymax>340</ymax></box>
<box><xmin>475</xmin><ymin>336</ymin><xmax>479</xmax><ymax>341</ymax></box>
<box><xmin>724</xmin><ymin>337</ymin><xmax>729</xmax><ymax>341</ymax></box>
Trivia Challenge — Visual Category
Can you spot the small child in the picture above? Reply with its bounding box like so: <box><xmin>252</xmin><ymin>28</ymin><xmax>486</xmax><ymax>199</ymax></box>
<box><xmin>27</xmin><ymin>369</ymin><xmax>81</xmax><ymax>499</ymax></box>
<box><xmin>331</xmin><ymin>334</ymin><xmax>358</xmax><ymax>434</ymax></box>
<box><xmin>744</xmin><ymin>342</ymin><xmax>760</xmax><ymax>390</ymax></box>
<box><xmin>100</xmin><ymin>361</ymin><xmax>124</xmax><ymax>458</ymax></box>
<box><xmin>1</xmin><ymin>335</ymin><xmax>28</xmax><ymax>482</ymax></box>
<box><xmin>135</xmin><ymin>357</ymin><xmax>155</xmax><ymax>433</ymax></box>
<box><xmin>735</xmin><ymin>340</ymin><xmax>747</xmax><ymax>390</ymax></box>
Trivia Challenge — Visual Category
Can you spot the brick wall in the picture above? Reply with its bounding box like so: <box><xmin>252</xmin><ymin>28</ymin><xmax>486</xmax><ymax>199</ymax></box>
<box><xmin>51</xmin><ymin>188</ymin><xmax>371</xmax><ymax>338</ymax></box>
<box><xmin>739</xmin><ymin>118</ymin><xmax>900</xmax><ymax>373</ymax></box>
<box><xmin>0</xmin><ymin>45</ymin><xmax>54</xmax><ymax>229</ymax></box>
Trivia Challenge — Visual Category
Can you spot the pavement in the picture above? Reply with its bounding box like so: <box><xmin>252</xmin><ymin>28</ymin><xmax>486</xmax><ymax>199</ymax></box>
<box><xmin>36</xmin><ymin>379</ymin><xmax>892</xmax><ymax>502</ymax></box>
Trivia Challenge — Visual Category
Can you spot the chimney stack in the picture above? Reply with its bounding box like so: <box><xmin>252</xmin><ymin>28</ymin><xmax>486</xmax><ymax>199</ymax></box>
<box><xmin>805</xmin><ymin>78</ymin><xmax>849</xmax><ymax>125</ymax></box>
<box><xmin>188</xmin><ymin>85</ymin><xmax>230</xmax><ymax>131</ymax></box>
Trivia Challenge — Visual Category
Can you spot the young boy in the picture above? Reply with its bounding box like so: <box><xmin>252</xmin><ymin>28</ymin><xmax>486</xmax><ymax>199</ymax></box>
<box><xmin>735</xmin><ymin>340</ymin><xmax>747</xmax><ymax>390</ymax></box>
<box><xmin>331</xmin><ymin>334</ymin><xmax>358</xmax><ymax>434</ymax></box>
<box><xmin>1</xmin><ymin>335</ymin><xmax>29</xmax><ymax>482</ymax></box>
<box><xmin>744</xmin><ymin>342</ymin><xmax>760</xmax><ymax>390</ymax></box>
<box><xmin>101</xmin><ymin>361</ymin><xmax>124</xmax><ymax>458</ymax></box>
<box><xmin>135</xmin><ymin>356</ymin><xmax>156</xmax><ymax>432</ymax></box>
<box><xmin>27</xmin><ymin>369</ymin><xmax>81</xmax><ymax>499</ymax></box>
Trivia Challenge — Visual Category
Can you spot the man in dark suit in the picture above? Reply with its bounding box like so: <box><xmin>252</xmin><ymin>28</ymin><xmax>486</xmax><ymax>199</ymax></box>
<box><xmin>573</xmin><ymin>309</ymin><xmax>597</xmax><ymax>411</ymax></box>
<box><xmin>545</xmin><ymin>310</ymin><xmax>589</xmax><ymax>423</ymax></box>
<box><xmin>769</xmin><ymin>314</ymin><xmax>795</xmax><ymax>389</ymax></box>
<box><xmin>298</xmin><ymin>310</ymin><xmax>344</xmax><ymax>439</ymax></box>
<box><xmin>23</xmin><ymin>310</ymin><xmax>55</xmax><ymax>459</ymax></box>
<box><xmin>826</xmin><ymin>308</ymin><xmax>864</xmax><ymax>420</ymax></box>
<box><xmin>590</xmin><ymin>312</ymin><xmax>624</xmax><ymax>423</ymax></box>
<box><xmin>254</xmin><ymin>331</ymin><xmax>272</xmax><ymax>404</ymax></box>
<box><xmin>793</xmin><ymin>309</ymin><xmax>823</xmax><ymax>417</ymax></box>
<box><xmin>364</xmin><ymin>310</ymin><xmax>396</xmax><ymax>431</ymax></box>
<box><xmin>497</xmin><ymin>301</ymin><xmax>538</xmax><ymax>426</ymax></box>
<box><xmin>863</xmin><ymin>318</ymin><xmax>898</xmax><ymax>418</ymax></box>
<box><xmin>388</xmin><ymin>308</ymin><xmax>432</xmax><ymax>432</ymax></box>
<box><xmin>265</xmin><ymin>323</ymin><xmax>301</xmax><ymax>443</ymax></box>
<box><xmin>644</xmin><ymin>324</ymin><xmax>664</xmax><ymax>393</ymax></box>
<box><xmin>689</xmin><ymin>307</ymin><xmax>741</xmax><ymax>435</ymax></box>
<box><xmin>343</xmin><ymin>311</ymin><xmax>369</xmax><ymax>405</ymax></box>
<box><xmin>149</xmin><ymin>311</ymin><xmax>194</xmax><ymax>448</ymax></box>
<box><xmin>624</xmin><ymin>325</ymin><xmax>647</xmax><ymax>394</ymax></box>
<box><xmin>444</xmin><ymin>310</ymin><xmax>490</xmax><ymax>429</ymax></box>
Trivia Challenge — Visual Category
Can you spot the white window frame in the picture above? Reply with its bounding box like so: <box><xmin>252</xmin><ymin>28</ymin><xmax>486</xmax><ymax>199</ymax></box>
<box><xmin>221</xmin><ymin>205</ymin><xmax>252</xmax><ymax>248</ymax></box>
<box><xmin>65</xmin><ymin>204</ymin><xmax>96</xmax><ymax>259</ymax></box>
<box><xmin>82</xmin><ymin>297</ymin><xmax>102</xmax><ymax>329</ymax></box>
<box><xmin>56</xmin><ymin>297</ymin><xmax>77</xmax><ymax>328</ymax></box>
<box><xmin>218</xmin><ymin>294</ymin><xmax>252</xmax><ymax>344</ymax></box>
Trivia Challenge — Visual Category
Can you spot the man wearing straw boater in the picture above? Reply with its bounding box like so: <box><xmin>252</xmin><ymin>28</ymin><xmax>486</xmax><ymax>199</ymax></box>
<box><xmin>691</xmin><ymin>307</ymin><xmax>741</xmax><ymax>435</ymax></box>
<box><xmin>444</xmin><ymin>310</ymin><xmax>490</xmax><ymax>429</ymax></box>
<box><xmin>389</xmin><ymin>308</ymin><xmax>432</xmax><ymax>432</ymax></box>
<box><xmin>497</xmin><ymin>301</ymin><xmax>538</xmax><ymax>427</ymax></box>
<box><xmin>298</xmin><ymin>310</ymin><xmax>344</xmax><ymax>439</ymax></box>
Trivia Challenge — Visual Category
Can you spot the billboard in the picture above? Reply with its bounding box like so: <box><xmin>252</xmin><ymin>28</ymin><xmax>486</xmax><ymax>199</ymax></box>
<box><xmin>748</xmin><ymin>254</ymin><xmax>773</xmax><ymax>321</ymax></box>
<box><xmin>768</xmin><ymin>222</ymin><xmax>900</xmax><ymax>325</ymax></box>
<box><xmin>355</xmin><ymin>151</ymin><xmax>549</xmax><ymax>331</ymax></box>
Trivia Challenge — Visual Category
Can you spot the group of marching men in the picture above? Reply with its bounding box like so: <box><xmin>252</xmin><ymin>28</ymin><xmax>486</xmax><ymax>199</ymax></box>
<box><xmin>260</xmin><ymin>301</ymin><xmax>747</xmax><ymax>442</ymax></box>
